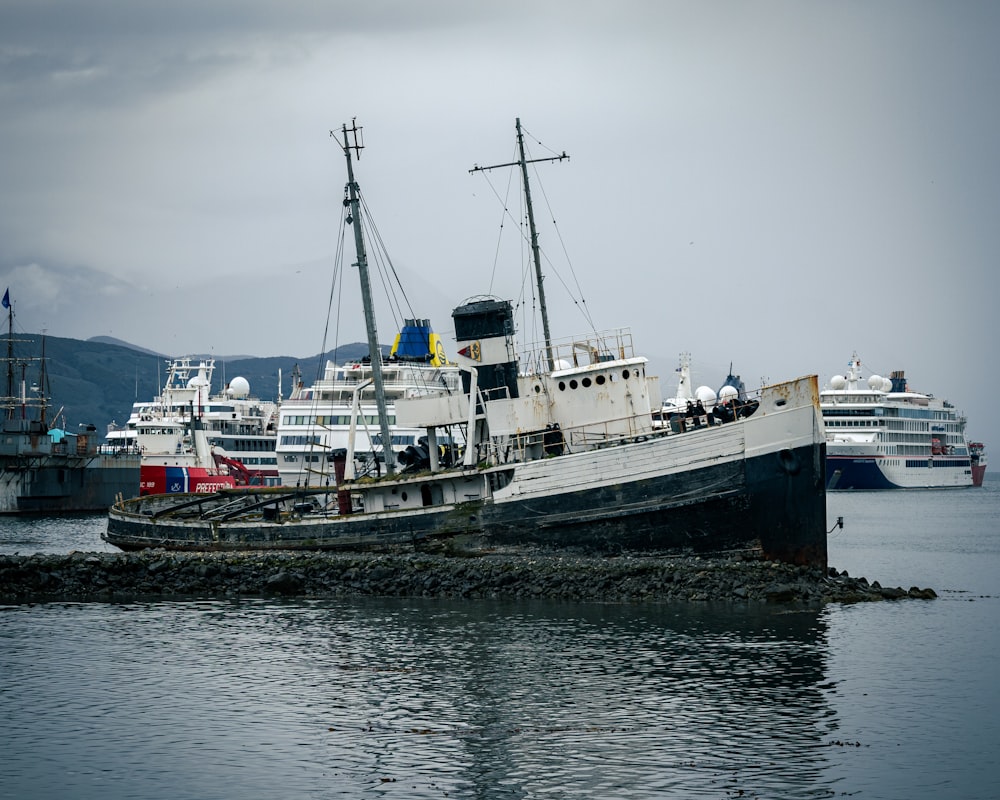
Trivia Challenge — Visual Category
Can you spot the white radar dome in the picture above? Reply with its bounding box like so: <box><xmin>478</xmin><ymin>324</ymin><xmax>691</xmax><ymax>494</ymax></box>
<box><xmin>695</xmin><ymin>386</ymin><xmax>717</xmax><ymax>404</ymax></box>
<box><xmin>881</xmin><ymin>377</ymin><xmax>893</xmax><ymax>392</ymax></box>
<box><xmin>868</xmin><ymin>375</ymin><xmax>883</xmax><ymax>391</ymax></box>
<box><xmin>227</xmin><ymin>376</ymin><xmax>251</xmax><ymax>398</ymax></box>
<box><xmin>719</xmin><ymin>385</ymin><xmax>739</xmax><ymax>403</ymax></box>
<box><xmin>553</xmin><ymin>358</ymin><xmax>573</xmax><ymax>371</ymax></box>
<box><xmin>830</xmin><ymin>375</ymin><xmax>846</xmax><ymax>390</ymax></box>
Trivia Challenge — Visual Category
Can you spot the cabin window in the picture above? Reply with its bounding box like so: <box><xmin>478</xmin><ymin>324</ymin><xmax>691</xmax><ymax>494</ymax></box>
<box><xmin>582</xmin><ymin>377</ymin><xmax>592</xmax><ymax>388</ymax></box>
<box><xmin>569</xmin><ymin>379</ymin><xmax>578</xmax><ymax>390</ymax></box>
<box><xmin>596</xmin><ymin>375</ymin><xmax>606</xmax><ymax>385</ymax></box>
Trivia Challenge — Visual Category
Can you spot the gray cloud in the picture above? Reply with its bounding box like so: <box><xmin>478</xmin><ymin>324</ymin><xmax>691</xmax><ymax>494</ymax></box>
<box><xmin>1</xmin><ymin>0</ymin><xmax>998</xmax><ymax>452</ymax></box>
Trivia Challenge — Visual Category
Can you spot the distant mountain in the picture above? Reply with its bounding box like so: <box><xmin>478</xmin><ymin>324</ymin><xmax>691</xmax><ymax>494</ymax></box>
<box><xmin>8</xmin><ymin>332</ymin><xmax>378</xmax><ymax>436</ymax></box>
<box><xmin>86</xmin><ymin>336</ymin><xmax>257</xmax><ymax>361</ymax></box>
<box><xmin>86</xmin><ymin>336</ymin><xmax>165</xmax><ymax>357</ymax></box>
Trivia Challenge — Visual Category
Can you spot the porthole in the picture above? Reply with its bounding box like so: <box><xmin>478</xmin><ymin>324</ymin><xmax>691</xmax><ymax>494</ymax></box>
<box><xmin>401</xmin><ymin>491</ymin><xmax>408</xmax><ymax>502</ymax></box>
<box><xmin>622</xmin><ymin>369</ymin><xmax>631</xmax><ymax>379</ymax></box>
<box><xmin>558</xmin><ymin>381</ymin><xmax>567</xmax><ymax>391</ymax></box>
<box><xmin>534</xmin><ymin>384</ymin><xmax>541</xmax><ymax>393</ymax></box>
<box><xmin>582</xmin><ymin>377</ymin><xmax>592</xmax><ymax>388</ymax></box>
<box><xmin>596</xmin><ymin>375</ymin><xmax>606</xmax><ymax>385</ymax></box>
<box><xmin>569</xmin><ymin>379</ymin><xmax>578</xmax><ymax>389</ymax></box>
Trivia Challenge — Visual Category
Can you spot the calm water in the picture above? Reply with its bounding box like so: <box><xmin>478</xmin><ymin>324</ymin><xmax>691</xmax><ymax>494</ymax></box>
<box><xmin>1</xmin><ymin>480</ymin><xmax>998</xmax><ymax>799</ymax></box>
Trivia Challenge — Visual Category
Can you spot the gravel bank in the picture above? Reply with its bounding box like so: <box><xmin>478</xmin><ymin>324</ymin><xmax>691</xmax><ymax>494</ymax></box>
<box><xmin>0</xmin><ymin>550</ymin><xmax>936</xmax><ymax>604</ymax></box>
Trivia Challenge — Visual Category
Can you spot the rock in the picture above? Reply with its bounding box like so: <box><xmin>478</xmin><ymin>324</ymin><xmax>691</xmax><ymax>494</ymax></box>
<box><xmin>0</xmin><ymin>551</ymin><xmax>936</xmax><ymax>606</ymax></box>
<box><xmin>264</xmin><ymin>570</ymin><xmax>304</xmax><ymax>595</ymax></box>
<box><xmin>765</xmin><ymin>583</ymin><xmax>797</xmax><ymax>602</ymax></box>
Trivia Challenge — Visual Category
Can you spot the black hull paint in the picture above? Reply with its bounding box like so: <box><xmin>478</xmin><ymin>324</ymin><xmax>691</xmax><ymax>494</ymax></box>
<box><xmin>478</xmin><ymin>442</ymin><xmax>826</xmax><ymax>566</ymax></box>
<box><xmin>105</xmin><ymin>443</ymin><xmax>827</xmax><ymax>568</ymax></box>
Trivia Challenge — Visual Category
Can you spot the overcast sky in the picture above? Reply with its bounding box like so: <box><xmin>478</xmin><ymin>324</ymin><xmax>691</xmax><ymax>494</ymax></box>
<box><xmin>2</xmin><ymin>1</ymin><xmax>997</xmax><ymax>454</ymax></box>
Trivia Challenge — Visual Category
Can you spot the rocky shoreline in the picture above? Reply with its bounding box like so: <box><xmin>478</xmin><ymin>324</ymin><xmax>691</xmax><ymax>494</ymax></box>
<box><xmin>0</xmin><ymin>549</ymin><xmax>937</xmax><ymax>604</ymax></box>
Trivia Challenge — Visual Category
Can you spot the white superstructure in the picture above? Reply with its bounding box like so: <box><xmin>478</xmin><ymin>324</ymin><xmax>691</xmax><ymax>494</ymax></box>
<box><xmin>276</xmin><ymin>355</ymin><xmax>462</xmax><ymax>488</ymax></box>
<box><xmin>106</xmin><ymin>357</ymin><xmax>280</xmax><ymax>484</ymax></box>
<box><xmin>822</xmin><ymin>353</ymin><xmax>974</xmax><ymax>489</ymax></box>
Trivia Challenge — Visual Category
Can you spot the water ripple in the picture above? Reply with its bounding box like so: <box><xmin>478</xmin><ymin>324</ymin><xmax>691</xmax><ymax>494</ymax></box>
<box><xmin>1</xmin><ymin>599</ymin><xmax>845</xmax><ymax>798</ymax></box>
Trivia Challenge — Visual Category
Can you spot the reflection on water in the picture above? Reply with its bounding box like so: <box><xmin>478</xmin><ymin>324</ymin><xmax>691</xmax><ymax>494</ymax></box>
<box><xmin>1</xmin><ymin>598</ymin><xmax>834</xmax><ymax>799</ymax></box>
<box><xmin>5</xmin><ymin>485</ymin><xmax>998</xmax><ymax>798</ymax></box>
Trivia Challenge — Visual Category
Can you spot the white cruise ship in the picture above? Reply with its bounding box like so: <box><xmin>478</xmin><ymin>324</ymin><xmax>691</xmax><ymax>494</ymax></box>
<box><xmin>276</xmin><ymin>319</ymin><xmax>462</xmax><ymax>488</ymax></box>
<box><xmin>822</xmin><ymin>353</ymin><xmax>976</xmax><ymax>489</ymax></box>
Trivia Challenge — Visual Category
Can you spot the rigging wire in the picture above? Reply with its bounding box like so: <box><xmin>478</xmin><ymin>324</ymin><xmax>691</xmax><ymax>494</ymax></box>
<box><xmin>470</xmin><ymin>124</ymin><xmax>601</xmax><ymax>350</ymax></box>
<box><xmin>291</xmin><ymin>194</ymin><xmax>350</xmax><ymax>489</ymax></box>
<box><xmin>516</xmin><ymin>174</ymin><xmax>541</xmax><ymax>350</ymax></box>
<box><xmin>290</xmin><ymin>169</ymin><xmax>462</xmax><ymax>488</ymax></box>
<box><xmin>1</xmin><ymin>303</ymin><xmax>54</xmax><ymax>414</ymax></box>
<box><xmin>358</xmin><ymin>190</ymin><xmax>416</xmax><ymax>335</ymax></box>
<box><xmin>482</xmin><ymin>146</ymin><xmax>519</xmax><ymax>298</ymax></box>
<box><xmin>521</xmin><ymin>133</ymin><xmax>598</xmax><ymax>335</ymax></box>
<box><xmin>317</xmin><ymin>194</ymin><xmax>350</xmax><ymax>383</ymax></box>
<box><xmin>527</xmin><ymin>157</ymin><xmax>598</xmax><ymax>333</ymax></box>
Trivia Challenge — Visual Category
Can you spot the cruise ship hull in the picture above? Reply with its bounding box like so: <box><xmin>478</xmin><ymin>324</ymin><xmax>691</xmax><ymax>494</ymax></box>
<box><xmin>826</xmin><ymin>453</ymin><xmax>973</xmax><ymax>490</ymax></box>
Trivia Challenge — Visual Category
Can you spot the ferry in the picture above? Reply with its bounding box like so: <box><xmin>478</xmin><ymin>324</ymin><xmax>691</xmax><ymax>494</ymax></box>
<box><xmin>107</xmin><ymin>357</ymin><xmax>280</xmax><ymax>495</ymax></box>
<box><xmin>822</xmin><ymin>353</ymin><xmax>981</xmax><ymax>490</ymax></box>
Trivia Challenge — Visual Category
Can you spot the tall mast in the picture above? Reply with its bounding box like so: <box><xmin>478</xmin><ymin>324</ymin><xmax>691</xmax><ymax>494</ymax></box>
<box><xmin>471</xmin><ymin>118</ymin><xmax>568</xmax><ymax>372</ymax></box>
<box><xmin>38</xmin><ymin>333</ymin><xmax>48</xmax><ymax>425</ymax></box>
<box><xmin>336</xmin><ymin>120</ymin><xmax>395</xmax><ymax>476</ymax></box>
<box><xmin>4</xmin><ymin>295</ymin><xmax>13</xmax><ymax>420</ymax></box>
<box><xmin>515</xmin><ymin>119</ymin><xmax>553</xmax><ymax>372</ymax></box>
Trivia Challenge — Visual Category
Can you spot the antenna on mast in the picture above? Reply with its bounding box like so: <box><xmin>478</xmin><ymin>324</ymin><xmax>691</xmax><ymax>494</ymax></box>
<box><xmin>330</xmin><ymin>118</ymin><xmax>364</xmax><ymax>159</ymax></box>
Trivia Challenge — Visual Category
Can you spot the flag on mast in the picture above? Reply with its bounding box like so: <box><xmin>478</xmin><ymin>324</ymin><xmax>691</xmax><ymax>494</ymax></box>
<box><xmin>1</xmin><ymin>288</ymin><xmax>9</xmax><ymax>309</ymax></box>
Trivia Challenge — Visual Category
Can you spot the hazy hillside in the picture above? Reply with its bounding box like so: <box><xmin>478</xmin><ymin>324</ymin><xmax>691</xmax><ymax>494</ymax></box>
<box><xmin>86</xmin><ymin>336</ymin><xmax>166</xmax><ymax>358</ymax></box>
<box><xmin>87</xmin><ymin>336</ymin><xmax>258</xmax><ymax>361</ymax></box>
<box><xmin>5</xmin><ymin>333</ymin><xmax>376</xmax><ymax>436</ymax></box>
